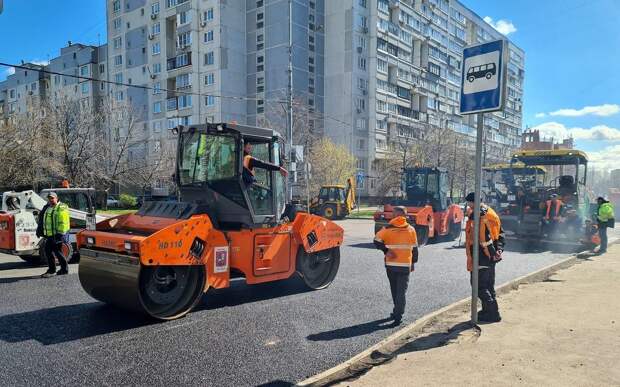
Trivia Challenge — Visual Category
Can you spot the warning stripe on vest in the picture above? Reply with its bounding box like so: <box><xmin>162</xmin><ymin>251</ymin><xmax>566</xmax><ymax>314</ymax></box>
<box><xmin>480</xmin><ymin>240</ymin><xmax>493</xmax><ymax>247</ymax></box>
<box><xmin>386</xmin><ymin>244</ymin><xmax>416</xmax><ymax>249</ymax></box>
<box><xmin>385</xmin><ymin>262</ymin><xmax>411</xmax><ymax>267</ymax></box>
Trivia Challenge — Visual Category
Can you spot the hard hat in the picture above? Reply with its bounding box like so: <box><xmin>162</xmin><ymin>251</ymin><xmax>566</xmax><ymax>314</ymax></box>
<box><xmin>393</xmin><ymin>206</ymin><xmax>407</xmax><ymax>215</ymax></box>
<box><xmin>46</xmin><ymin>192</ymin><xmax>58</xmax><ymax>199</ymax></box>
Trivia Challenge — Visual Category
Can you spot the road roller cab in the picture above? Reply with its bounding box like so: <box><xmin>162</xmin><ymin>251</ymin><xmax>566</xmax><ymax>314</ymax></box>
<box><xmin>77</xmin><ymin>123</ymin><xmax>344</xmax><ymax>320</ymax></box>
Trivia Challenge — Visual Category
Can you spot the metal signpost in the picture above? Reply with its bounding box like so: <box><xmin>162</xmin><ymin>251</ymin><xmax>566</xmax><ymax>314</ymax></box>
<box><xmin>356</xmin><ymin>171</ymin><xmax>364</xmax><ymax>213</ymax></box>
<box><xmin>459</xmin><ymin>39</ymin><xmax>508</xmax><ymax>324</ymax></box>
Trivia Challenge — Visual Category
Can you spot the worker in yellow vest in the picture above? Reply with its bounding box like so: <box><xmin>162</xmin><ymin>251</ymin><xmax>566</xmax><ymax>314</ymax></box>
<box><xmin>37</xmin><ymin>192</ymin><xmax>71</xmax><ymax>278</ymax></box>
<box><xmin>596</xmin><ymin>196</ymin><xmax>615</xmax><ymax>254</ymax></box>
<box><xmin>373</xmin><ymin>206</ymin><xmax>419</xmax><ymax>325</ymax></box>
<box><xmin>465</xmin><ymin>192</ymin><xmax>505</xmax><ymax>323</ymax></box>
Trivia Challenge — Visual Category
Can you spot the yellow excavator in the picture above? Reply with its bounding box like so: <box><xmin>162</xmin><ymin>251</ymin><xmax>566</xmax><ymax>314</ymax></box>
<box><xmin>309</xmin><ymin>178</ymin><xmax>356</xmax><ymax>220</ymax></box>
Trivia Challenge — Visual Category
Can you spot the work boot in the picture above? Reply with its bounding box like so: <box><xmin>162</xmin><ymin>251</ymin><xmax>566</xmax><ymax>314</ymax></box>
<box><xmin>40</xmin><ymin>271</ymin><xmax>56</xmax><ymax>278</ymax></box>
<box><xmin>479</xmin><ymin>301</ymin><xmax>501</xmax><ymax>323</ymax></box>
<box><xmin>56</xmin><ymin>269</ymin><xmax>69</xmax><ymax>275</ymax></box>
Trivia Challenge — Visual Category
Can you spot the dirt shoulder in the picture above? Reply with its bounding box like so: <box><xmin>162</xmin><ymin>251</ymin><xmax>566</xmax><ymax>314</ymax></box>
<box><xmin>340</xmin><ymin>245</ymin><xmax>620</xmax><ymax>387</ymax></box>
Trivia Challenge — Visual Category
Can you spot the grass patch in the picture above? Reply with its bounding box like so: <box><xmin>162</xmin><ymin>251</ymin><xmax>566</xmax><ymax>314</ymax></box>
<box><xmin>98</xmin><ymin>209</ymin><xmax>137</xmax><ymax>216</ymax></box>
<box><xmin>347</xmin><ymin>209</ymin><xmax>376</xmax><ymax>218</ymax></box>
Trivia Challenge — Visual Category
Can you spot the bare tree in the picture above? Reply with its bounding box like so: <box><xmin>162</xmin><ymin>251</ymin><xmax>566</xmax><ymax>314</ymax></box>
<box><xmin>123</xmin><ymin>138</ymin><xmax>176</xmax><ymax>197</ymax></box>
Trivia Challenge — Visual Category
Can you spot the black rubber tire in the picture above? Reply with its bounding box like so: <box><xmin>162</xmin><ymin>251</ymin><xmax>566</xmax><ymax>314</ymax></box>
<box><xmin>468</xmin><ymin>75</ymin><xmax>475</xmax><ymax>82</ymax></box>
<box><xmin>447</xmin><ymin>221</ymin><xmax>462</xmax><ymax>241</ymax></box>
<box><xmin>416</xmin><ymin>226</ymin><xmax>429</xmax><ymax>247</ymax></box>
<box><xmin>321</xmin><ymin>204</ymin><xmax>337</xmax><ymax>220</ymax></box>
<box><xmin>297</xmin><ymin>247</ymin><xmax>340</xmax><ymax>290</ymax></box>
<box><xmin>138</xmin><ymin>265</ymin><xmax>206</xmax><ymax>320</ymax></box>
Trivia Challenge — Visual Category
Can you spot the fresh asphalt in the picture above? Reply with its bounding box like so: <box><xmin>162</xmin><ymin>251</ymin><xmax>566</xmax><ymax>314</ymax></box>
<box><xmin>0</xmin><ymin>219</ymin><xmax>613</xmax><ymax>386</ymax></box>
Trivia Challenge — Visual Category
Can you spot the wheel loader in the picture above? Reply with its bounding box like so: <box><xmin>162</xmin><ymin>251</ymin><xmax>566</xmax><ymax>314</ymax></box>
<box><xmin>309</xmin><ymin>178</ymin><xmax>356</xmax><ymax>220</ymax></box>
<box><xmin>77</xmin><ymin>123</ymin><xmax>344</xmax><ymax>320</ymax></box>
<box><xmin>0</xmin><ymin>188</ymin><xmax>99</xmax><ymax>265</ymax></box>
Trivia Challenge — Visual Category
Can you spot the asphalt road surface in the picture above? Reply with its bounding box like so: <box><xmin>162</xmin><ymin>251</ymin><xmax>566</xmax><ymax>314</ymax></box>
<box><xmin>1</xmin><ymin>219</ymin><xmax>614</xmax><ymax>386</ymax></box>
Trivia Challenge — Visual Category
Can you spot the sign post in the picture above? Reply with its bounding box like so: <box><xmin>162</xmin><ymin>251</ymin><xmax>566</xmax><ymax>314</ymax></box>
<box><xmin>356</xmin><ymin>171</ymin><xmax>364</xmax><ymax>213</ymax></box>
<box><xmin>459</xmin><ymin>39</ymin><xmax>508</xmax><ymax>324</ymax></box>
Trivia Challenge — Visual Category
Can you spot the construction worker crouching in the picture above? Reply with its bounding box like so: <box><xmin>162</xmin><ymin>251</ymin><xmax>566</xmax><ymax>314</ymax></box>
<box><xmin>373</xmin><ymin>206</ymin><xmax>418</xmax><ymax>325</ymax></box>
<box><xmin>37</xmin><ymin>192</ymin><xmax>71</xmax><ymax>278</ymax></box>
<box><xmin>465</xmin><ymin>192</ymin><xmax>505</xmax><ymax>323</ymax></box>
<box><xmin>595</xmin><ymin>196</ymin><xmax>615</xmax><ymax>254</ymax></box>
<box><xmin>541</xmin><ymin>193</ymin><xmax>564</xmax><ymax>237</ymax></box>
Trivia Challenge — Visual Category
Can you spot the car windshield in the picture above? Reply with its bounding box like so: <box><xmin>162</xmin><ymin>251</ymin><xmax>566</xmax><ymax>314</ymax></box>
<box><xmin>178</xmin><ymin>132</ymin><xmax>237</xmax><ymax>185</ymax></box>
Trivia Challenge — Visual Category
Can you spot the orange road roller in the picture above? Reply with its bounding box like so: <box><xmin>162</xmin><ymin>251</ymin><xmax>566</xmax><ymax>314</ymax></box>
<box><xmin>77</xmin><ymin>123</ymin><xmax>343</xmax><ymax>320</ymax></box>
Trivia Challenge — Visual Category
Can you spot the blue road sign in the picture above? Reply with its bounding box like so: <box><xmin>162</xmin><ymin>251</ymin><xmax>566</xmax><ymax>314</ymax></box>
<box><xmin>459</xmin><ymin>39</ymin><xmax>507</xmax><ymax>115</ymax></box>
<box><xmin>356</xmin><ymin>171</ymin><xmax>364</xmax><ymax>184</ymax></box>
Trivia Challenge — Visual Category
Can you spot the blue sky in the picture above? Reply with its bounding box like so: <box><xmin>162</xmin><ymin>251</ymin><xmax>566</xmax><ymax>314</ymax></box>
<box><xmin>1</xmin><ymin>0</ymin><xmax>619</xmax><ymax>168</ymax></box>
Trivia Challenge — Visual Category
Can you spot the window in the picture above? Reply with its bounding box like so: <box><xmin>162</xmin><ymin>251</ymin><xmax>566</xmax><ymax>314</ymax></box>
<box><xmin>113</xmin><ymin>36</ymin><xmax>122</xmax><ymax>49</ymax></box>
<box><xmin>204</xmin><ymin>8</ymin><xmax>214</xmax><ymax>22</ymax></box>
<box><xmin>257</xmin><ymin>64</ymin><xmax>264</xmax><ymax>72</ymax></box>
<box><xmin>204</xmin><ymin>30</ymin><xmax>214</xmax><ymax>42</ymax></box>
<box><xmin>152</xmin><ymin>42</ymin><xmax>161</xmax><ymax>55</ymax></box>
<box><xmin>151</xmin><ymin>2</ymin><xmax>160</xmax><ymax>15</ymax></box>
<box><xmin>357</xmin><ymin>139</ymin><xmax>366</xmax><ymax>150</ymax></box>
<box><xmin>257</xmin><ymin>56</ymin><xmax>264</xmax><ymax>64</ymax></box>
<box><xmin>153</xmin><ymin>101</ymin><xmax>162</xmax><ymax>113</ymax></box>
<box><xmin>152</xmin><ymin>22</ymin><xmax>160</xmax><ymax>35</ymax></box>
<box><xmin>180</xmin><ymin>116</ymin><xmax>191</xmax><ymax>126</ymax></box>
<box><xmin>257</xmin><ymin>21</ymin><xmax>264</xmax><ymax>29</ymax></box>
<box><xmin>153</xmin><ymin>81</ymin><xmax>161</xmax><ymax>94</ymax></box>
<box><xmin>257</xmin><ymin>12</ymin><xmax>263</xmax><ymax>21</ymax></box>
<box><xmin>177</xmin><ymin>31</ymin><xmax>191</xmax><ymax>48</ymax></box>
<box><xmin>99</xmin><ymin>64</ymin><xmax>105</xmax><ymax>74</ymax></box>
<box><xmin>153</xmin><ymin>120</ymin><xmax>162</xmax><ymax>133</ymax></box>
<box><xmin>113</xmin><ymin>0</ymin><xmax>121</xmax><ymax>13</ymax></box>
<box><xmin>428</xmin><ymin>62</ymin><xmax>441</xmax><ymax>76</ymax></box>
<box><xmin>80</xmin><ymin>65</ymin><xmax>89</xmax><ymax>77</ymax></box>
<box><xmin>359</xmin><ymin>0</ymin><xmax>367</xmax><ymax>7</ymax></box>
<box><xmin>356</xmin><ymin>118</ymin><xmax>367</xmax><ymax>130</ymax></box>
<box><xmin>153</xmin><ymin>63</ymin><xmax>161</xmax><ymax>73</ymax></box>
<box><xmin>177</xmin><ymin>10</ymin><xmax>191</xmax><ymax>26</ymax></box>
<box><xmin>205</xmin><ymin>73</ymin><xmax>215</xmax><ymax>85</ymax></box>
<box><xmin>358</xmin><ymin>57</ymin><xmax>366</xmax><ymax>70</ymax></box>
<box><xmin>176</xmin><ymin>73</ymin><xmax>191</xmax><ymax>88</ymax></box>
<box><xmin>204</xmin><ymin>51</ymin><xmax>214</xmax><ymax>65</ymax></box>
<box><xmin>113</xmin><ymin>18</ymin><xmax>121</xmax><ymax>30</ymax></box>
<box><xmin>54</xmin><ymin>75</ymin><xmax>60</xmax><ymax>85</ymax></box>
<box><xmin>115</xmin><ymin>91</ymin><xmax>124</xmax><ymax>101</ymax></box>
<box><xmin>377</xmin><ymin>58</ymin><xmax>387</xmax><ymax>73</ymax></box>
<box><xmin>257</xmin><ymin>34</ymin><xmax>264</xmax><ymax>42</ymax></box>
<box><xmin>178</xmin><ymin>95</ymin><xmax>192</xmax><ymax>109</ymax></box>
<box><xmin>114</xmin><ymin>55</ymin><xmax>123</xmax><ymax>66</ymax></box>
<box><xmin>115</xmin><ymin>73</ymin><xmax>123</xmax><ymax>83</ymax></box>
<box><xmin>205</xmin><ymin>95</ymin><xmax>215</xmax><ymax>106</ymax></box>
<box><xmin>257</xmin><ymin>0</ymin><xmax>263</xmax><ymax>7</ymax></box>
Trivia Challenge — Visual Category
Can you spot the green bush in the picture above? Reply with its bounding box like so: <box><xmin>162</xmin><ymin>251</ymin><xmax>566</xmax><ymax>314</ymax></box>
<box><xmin>119</xmin><ymin>193</ymin><xmax>138</xmax><ymax>208</ymax></box>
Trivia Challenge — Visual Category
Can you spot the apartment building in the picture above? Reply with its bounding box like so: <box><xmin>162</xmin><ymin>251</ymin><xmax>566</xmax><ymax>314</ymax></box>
<box><xmin>0</xmin><ymin>42</ymin><xmax>108</xmax><ymax>126</ymax></box>
<box><xmin>324</xmin><ymin>0</ymin><xmax>525</xmax><ymax>197</ymax></box>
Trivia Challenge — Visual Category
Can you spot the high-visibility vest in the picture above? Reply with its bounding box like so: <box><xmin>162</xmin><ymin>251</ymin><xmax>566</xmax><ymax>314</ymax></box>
<box><xmin>374</xmin><ymin>216</ymin><xmax>418</xmax><ymax>269</ymax></box>
<box><xmin>545</xmin><ymin>200</ymin><xmax>563</xmax><ymax>220</ymax></box>
<box><xmin>465</xmin><ymin>207</ymin><xmax>497</xmax><ymax>271</ymax></box>
<box><xmin>43</xmin><ymin>203</ymin><xmax>70</xmax><ymax>237</ymax></box>
<box><xmin>598</xmin><ymin>202</ymin><xmax>614</xmax><ymax>223</ymax></box>
<box><xmin>243</xmin><ymin>155</ymin><xmax>254</xmax><ymax>175</ymax></box>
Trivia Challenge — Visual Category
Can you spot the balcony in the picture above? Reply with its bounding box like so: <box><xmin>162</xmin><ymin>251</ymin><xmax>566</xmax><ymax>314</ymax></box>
<box><xmin>167</xmin><ymin>52</ymin><xmax>192</xmax><ymax>71</ymax></box>
<box><xmin>166</xmin><ymin>98</ymin><xmax>178</xmax><ymax>111</ymax></box>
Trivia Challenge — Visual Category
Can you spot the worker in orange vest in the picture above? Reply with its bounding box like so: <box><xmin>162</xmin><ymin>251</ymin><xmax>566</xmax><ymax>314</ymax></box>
<box><xmin>465</xmin><ymin>192</ymin><xmax>505</xmax><ymax>323</ymax></box>
<box><xmin>242</xmin><ymin>141</ymin><xmax>288</xmax><ymax>186</ymax></box>
<box><xmin>60</xmin><ymin>178</ymin><xmax>70</xmax><ymax>188</ymax></box>
<box><xmin>373</xmin><ymin>206</ymin><xmax>419</xmax><ymax>325</ymax></box>
<box><xmin>542</xmin><ymin>193</ymin><xmax>564</xmax><ymax>236</ymax></box>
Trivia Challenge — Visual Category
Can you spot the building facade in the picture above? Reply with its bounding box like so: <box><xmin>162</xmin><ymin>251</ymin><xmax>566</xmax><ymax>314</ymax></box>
<box><xmin>324</xmin><ymin>0</ymin><xmax>525</xmax><ymax>196</ymax></box>
<box><xmin>520</xmin><ymin>129</ymin><xmax>573</xmax><ymax>151</ymax></box>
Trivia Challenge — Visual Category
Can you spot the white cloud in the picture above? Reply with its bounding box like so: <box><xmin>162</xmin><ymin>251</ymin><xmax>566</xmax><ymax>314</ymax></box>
<box><xmin>532</xmin><ymin>122</ymin><xmax>620</xmax><ymax>141</ymax></box>
<box><xmin>548</xmin><ymin>104</ymin><xmax>620</xmax><ymax>117</ymax></box>
<box><xmin>535</xmin><ymin>113</ymin><xmax>546</xmax><ymax>118</ymax></box>
<box><xmin>587</xmin><ymin>145</ymin><xmax>620</xmax><ymax>172</ymax></box>
<box><xmin>29</xmin><ymin>60</ymin><xmax>50</xmax><ymax>66</ymax></box>
<box><xmin>483</xmin><ymin>16</ymin><xmax>517</xmax><ymax>36</ymax></box>
<box><xmin>2</xmin><ymin>66</ymin><xmax>15</xmax><ymax>78</ymax></box>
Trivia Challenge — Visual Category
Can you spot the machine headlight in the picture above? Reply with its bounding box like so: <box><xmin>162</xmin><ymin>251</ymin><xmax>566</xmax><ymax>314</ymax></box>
<box><xmin>87</xmin><ymin>237</ymin><xmax>95</xmax><ymax>245</ymax></box>
<box><xmin>124</xmin><ymin>241</ymin><xmax>134</xmax><ymax>251</ymax></box>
